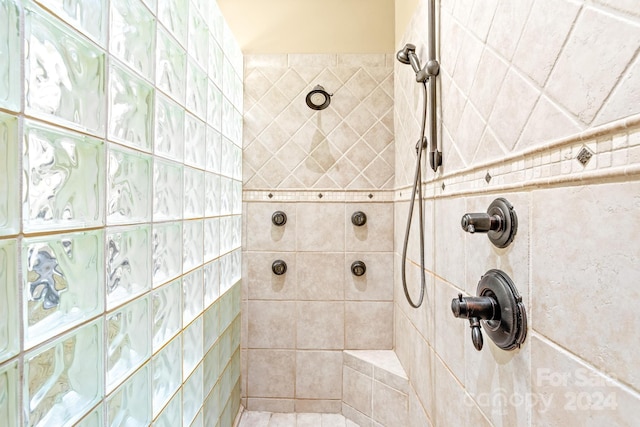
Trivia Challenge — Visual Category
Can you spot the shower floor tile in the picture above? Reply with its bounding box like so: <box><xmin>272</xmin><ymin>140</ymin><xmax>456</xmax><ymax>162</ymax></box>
<box><xmin>238</xmin><ymin>411</ymin><xmax>359</xmax><ymax>427</ymax></box>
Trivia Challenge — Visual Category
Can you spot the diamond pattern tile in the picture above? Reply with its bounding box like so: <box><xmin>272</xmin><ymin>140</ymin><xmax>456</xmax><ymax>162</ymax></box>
<box><xmin>244</xmin><ymin>54</ymin><xmax>394</xmax><ymax>190</ymax></box>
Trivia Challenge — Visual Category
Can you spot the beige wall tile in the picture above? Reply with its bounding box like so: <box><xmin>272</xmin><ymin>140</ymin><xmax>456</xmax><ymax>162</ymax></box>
<box><xmin>247</xmin><ymin>349</ymin><xmax>295</xmax><ymax>398</ymax></box>
<box><xmin>296</xmin><ymin>203</ymin><xmax>345</xmax><ymax>252</ymax></box>
<box><xmin>244</xmin><ymin>203</ymin><xmax>296</xmax><ymax>252</ymax></box>
<box><xmin>345</xmin><ymin>203</ymin><xmax>394</xmax><ymax>252</ymax></box>
<box><xmin>295</xmin><ymin>399</ymin><xmax>342</xmax><ymax>413</ymax></box>
<box><xmin>531</xmin><ymin>181</ymin><xmax>640</xmax><ymax>391</ymax></box>
<box><xmin>296</xmin><ymin>253</ymin><xmax>345</xmax><ymax>300</ymax></box>
<box><xmin>345</xmin><ymin>252</ymin><xmax>393</xmax><ymax>302</ymax></box>
<box><xmin>513</xmin><ymin>0</ymin><xmax>581</xmax><ymax>86</ymax></box>
<box><xmin>296</xmin><ymin>350</ymin><xmax>343</xmax><ymax>399</ymax></box>
<box><xmin>246</xmin><ymin>398</ymin><xmax>295</xmax><ymax>413</ymax></box>
<box><xmin>247</xmin><ymin>300</ymin><xmax>296</xmax><ymax>349</ymax></box>
<box><xmin>342</xmin><ymin>402</ymin><xmax>373</xmax><ymax>427</ymax></box>
<box><xmin>345</xmin><ymin>302</ymin><xmax>393</xmax><ymax>350</ymax></box>
<box><xmin>297</xmin><ymin>301</ymin><xmax>344</xmax><ymax>349</ymax></box>
<box><xmin>531</xmin><ymin>336</ymin><xmax>640</xmax><ymax>426</ymax></box>
<box><xmin>372</xmin><ymin>380</ymin><xmax>408</xmax><ymax>426</ymax></box>
<box><xmin>546</xmin><ymin>7</ymin><xmax>640</xmax><ymax>124</ymax></box>
<box><xmin>246</xmin><ymin>252</ymin><xmax>296</xmax><ymax>300</ymax></box>
<box><xmin>342</xmin><ymin>366</ymin><xmax>372</xmax><ymax>416</ymax></box>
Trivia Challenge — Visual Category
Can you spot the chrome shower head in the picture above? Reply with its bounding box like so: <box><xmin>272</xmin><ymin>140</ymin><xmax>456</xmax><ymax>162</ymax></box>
<box><xmin>396</xmin><ymin>43</ymin><xmax>422</xmax><ymax>75</ymax></box>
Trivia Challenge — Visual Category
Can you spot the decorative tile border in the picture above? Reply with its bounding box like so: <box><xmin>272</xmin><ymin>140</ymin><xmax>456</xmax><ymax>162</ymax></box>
<box><xmin>243</xmin><ymin>189</ymin><xmax>395</xmax><ymax>202</ymax></box>
<box><xmin>395</xmin><ymin>114</ymin><xmax>640</xmax><ymax>200</ymax></box>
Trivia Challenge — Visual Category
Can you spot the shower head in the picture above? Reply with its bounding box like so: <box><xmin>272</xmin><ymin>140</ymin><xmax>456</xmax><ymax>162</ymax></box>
<box><xmin>396</xmin><ymin>43</ymin><xmax>422</xmax><ymax>74</ymax></box>
<box><xmin>396</xmin><ymin>43</ymin><xmax>428</xmax><ymax>83</ymax></box>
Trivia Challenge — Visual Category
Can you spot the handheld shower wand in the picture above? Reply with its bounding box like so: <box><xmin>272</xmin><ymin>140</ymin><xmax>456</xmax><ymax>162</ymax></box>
<box><xmin>396</xmin><ymin>40</ymin><xmax>441</xmax><ymax>308</ymax></box>
<box><xmin>396</xmin><ymin>44</ymin><xmax>428</xmax><ymax>82</ymax></box>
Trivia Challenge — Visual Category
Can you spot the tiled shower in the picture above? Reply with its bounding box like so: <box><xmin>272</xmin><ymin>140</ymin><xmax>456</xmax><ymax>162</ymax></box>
<box><xmin>2</xmin><ymin>0</ymin><xmax>640</xmax><ymax>426</ymax></box>
<box><xmin>240</xmin><ymin>0</ymin><xmax>640</xmax><ymax>426</ymax></box>
<box><xmin>0</xmin><ymin>0</ymin><xmax>243</xmax><ymax>426</ymax></box>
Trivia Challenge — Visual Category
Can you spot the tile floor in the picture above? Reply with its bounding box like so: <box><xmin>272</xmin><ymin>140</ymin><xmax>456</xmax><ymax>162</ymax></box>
<box><xmin>238</xmin><ymin>411</ymin><xmax>359</xmax><ymax>427</ymax></box>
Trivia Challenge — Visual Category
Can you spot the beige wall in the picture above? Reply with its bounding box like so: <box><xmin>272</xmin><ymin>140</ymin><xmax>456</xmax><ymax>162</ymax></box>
<box><xmin>394</xmin><ymin>0</ymin><xmax>420</xmax><ymax>46</ymax></box>
<box><xmin>218</xmin><ymin>0</ymin><xmax>395</xmax><ymax>53</ymax></box>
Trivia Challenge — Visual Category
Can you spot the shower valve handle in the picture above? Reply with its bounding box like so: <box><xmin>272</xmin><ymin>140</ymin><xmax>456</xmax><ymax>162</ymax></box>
<box><xmin>451</xmin><ymin>293</ymin><xmax>499</xmax><ymax>351</ymax></box>
<box><xmin>460</xmin><ymin>198</ymin><xmax>518</xmax><ymax>248</ymax></box>
<box><xmin>461</xmin><ymin>213</ymin><xmax>502</xmax><ymax>234</ymax></box>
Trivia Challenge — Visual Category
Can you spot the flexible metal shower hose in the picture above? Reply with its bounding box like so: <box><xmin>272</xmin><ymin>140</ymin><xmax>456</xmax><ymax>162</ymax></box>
<box><xmin>401</xmin><ymin>82</ymin><xmax>428</xmax><ymax>308</ymax></box>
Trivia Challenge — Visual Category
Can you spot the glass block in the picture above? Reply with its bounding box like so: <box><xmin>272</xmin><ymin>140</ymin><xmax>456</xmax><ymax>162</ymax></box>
<box><xmin>153</xmin><ymin>159</ymin><xmax>183</xmax><ymax>222</ymax></box>
<box><xmin>203</xmin><ymin>381</ymin><xmax>220</xmax><ymax>427</ymax></box>
<box><xmin>106</xmin><ymin>296</ymin><xmax>151</xmax><ymax>392</ymax></box>
<box><xmin>107</xmin><ymin>144</ymin><xmax>152</xmax><ymax>225</ymax></box>
<box><xmin>203</xmin><ymin>301</ymin><xmax>219</xmax><ymax>353</ymax></box>
<box><xmin>232</xmin><ymin>107</ymin><xmax>243</xmax><ymax>146</ymax></box>
<box><xmin>152</xmin><ymin>279</ymin><xmax>181</xmax><ymax>351</ymax></box>
<box><xmin>154</xmin><ymin>94</ymin><xmax>184</xmax><ymax>161</ymax></box>
<box><xmin>231</xmin><ymin>74</ymin><xmax>243</xmax><ymax>112</ymax></box>
<box><xmin>203</xmin><ymin>218</ymin><xmax>219</xmax><ymax>263</ymax></box>
<box><xmin>108</xmin><ymin>62</ymin><xmax>155</xmax><ymax>152</ymax></box>
<box><xmin>24</xmin><ymin>319</ymin><xmax>103</xmax><ymax>427</ymax></box>
<box><xmin>232</xmin><ymin>180</ymin><xmax>242</xmax><ymax>214</ymax></box>
<box><xmin>204</xmin><ymin>173</ymin><xmax>220</xmax><ymax>218</ymax></box>
<box><xmin>153</xmin><ymin>389</ymin><xmax>181</xmax><ymax>427</ymax></box>
<box><xmin>25</xmin><ymin>2</ymin><xmax>106</xmax><ymax>136</ymax></box>
<box><xmin>23</xmin><ymin>230</ymin><xmax>104</xmax><ymax>348</ymax></box>
<box><xmin>191</xmin><ymin>0</ymin><xmax>207</xmax><ymax>20</ymax></box>
<box><xmin>232</xmin><ymin>145</ymin><xmax>242</xmax><ymax>180</ymax></box>
<box><xmin>222</xmin><ymin>58</ymin><xmax>234</xmax><ymax>102</ymax></box>
<box><xmin>152</xmin><ymin>334</ymin><xmax>181</xmax><ymax>417</ymax></box>
<box><xmin>0</xmin><ymin>240</ymin><xmax>17</xmax><ymax>363</ymax></box>
<box><xmin>0</xmin><ymin>113</ymin><xmax>18</xmax><ymax>236</ymax></box>
<box><xmin>106</xmin><ymin>225</ymin><xmax>151</xmax><ymax>309</ymax></box>
<box><xmin>217</xmin><ymin>329</ymin><xmax>231</xmax><ymax>372</ymax></box>
<box><xmin>219</xmin><ymin>216</ymin><xmax>232</xmax><ymax>255</ymax></box>
<box><xmin>110</xmin><ymin>0</ymin><xmax>156</xmax><ymax>80</ymax></box>
<box><xmin>141</xmin><ymin>0</ymin><xmax>156</xmax><ymax>13</ymax></box>
<box><xmin>188</xmin><ymin>7</ymin><xmax>208</xmax><ymax>69</ymax></box>
<box><xmin>184</xmin><ymin>167</ymin><xmax>204</xmax><ymax>219</ymax></box>
<box><xmin>203</xmin><ymin>259</ymin><xmax>219</xmax><ymax>308</ymax></box>
<box><xmin>183</xmin><ymin>219</ymin><xmax>203</xmax><ymax>272</ymax></box>
<box><xmin>157</xmin><ymin>0</ymin><xmax>188</xmax><ymax>47</ymax></box>
<box><xmin>0</xmin><ymin>360</ymin><xmax>19</xmax><ymax>427</ymax></box>
<box><xmin>230</xmin><ymin>316</ymin><xmax>241</xmax><ymax>354</ymax></box>
<box><xmin>208</xmin><ymin>2</ymin><xmax>223</xmax><ymax>49</ymax></box>
<box><xmin>183</xmin><ymin>364</ymin><xmax>202</xmax><ymax>426</ymax></box>
<box><xmin>219</xmin><ymin>177</ymin><xmax>232</xmax><ymax>216</ymax></box>
<box><xmin>220</xmin><ymin>97</ymin><xmax>233</xmax><ymax>140</ymax></box>
<box><xmin>106</xmin><ymin>363</ymin><xmax>151</xmax><ymax>427</ymax></box>
<box><xmin>219</xmin><ymin>252</ymin><xmax>233</xmax><ymax>294</ymax></box>
<box><xmin>186</xmin><ymin>59</ymin><xmax>208</xmax><ymax>121</ymax></box>
<box><xmin>36</xmin><ymin>0</ymin><xmax>106</xmax><ymax>46</ymax></box>
<box><xmin>230</xmin><ymin>249</ymin><xmax>241</xmax><ymax>287</ymax></box>
<box><xmin>23</xmin><ymin>120</ymin><xmax>105</xmax><ymax>232</ymax></box>
<box><xmin>220</xmin><ymin>137</ymin><xmax>233</xmax><ymax>178</ymax></box>
<box><xmin>205</xmin><ymin>127</ymin><xmax>221</xmax><ymax>173</ymax></box>
<box><xmin>231</xmin><ymin>215</ymin><xmax>241</xmax><ymax>250</ymax></box>
<box><xmin>207</xmin><ymin>81</ymin><xmax>222</xmax><ymax>131</ymax></box>
<box><xmin>191</xmin><ymin>411</ymin><xmax>203</xmax><ymax>427</ymax></box>
<box><xmin>152</xmin><ymin>222</ymin><xmax>182</xmax><ymax>287</ymax></box>
<box><xmin>76</xmin><ymin>404</ymin><xmax>103</xmax><ymax>427</ymax></box>
<box><xmin>156</xmin><ymin>26</ymin><xmax>186</xmax><ymax>104</ymax></box>
<box><xmin>207</xmin><ymin>39</ymin><xmax>222</xmax><ymax>89</ymax></box>
<box><xmin>0</xmin><ymin>0</ymin><xmax>20</xmax><ymax>111</ymax></box>
<box><xmin>184</xmin><ymin>113</ymin><xmax>206</xmax><ymax>168</ymax></box>
<box><xmin>183</xmin><ymin>268</ymin><xmax>203</xmax><ymax>326</ymax></box>
<box><xmin>183</xmin><ymin>315</ymin><xmax>203</xmax><ymax>379</ymax></box>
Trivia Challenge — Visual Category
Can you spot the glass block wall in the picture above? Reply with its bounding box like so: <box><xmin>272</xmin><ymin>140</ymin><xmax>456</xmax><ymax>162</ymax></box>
<box><xmin>0</xmin><ymin>0</ymin><xmax>243</xmax><ymax>426</ymax></box>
